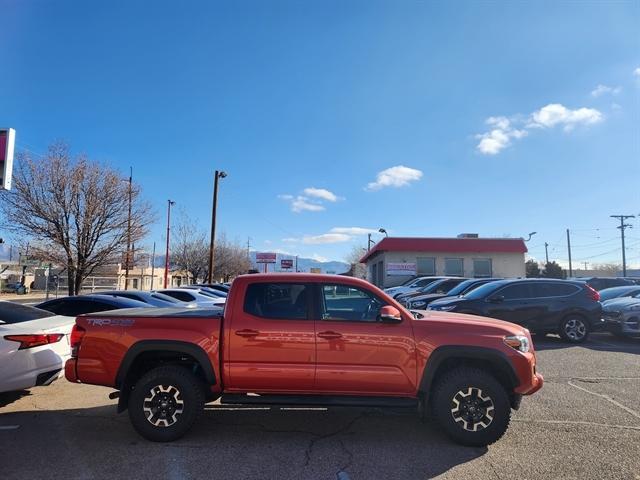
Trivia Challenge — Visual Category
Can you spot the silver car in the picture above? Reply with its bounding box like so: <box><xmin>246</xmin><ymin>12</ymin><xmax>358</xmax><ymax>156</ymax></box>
<box><xmin>602</xmin><ymin>297</ymin><xmax>640</xmax><ymax>337</ymax></box>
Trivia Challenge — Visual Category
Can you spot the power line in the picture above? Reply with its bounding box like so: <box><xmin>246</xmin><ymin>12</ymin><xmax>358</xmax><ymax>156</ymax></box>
<box><xmin>611</xmin><ymin>215</ymin><xmax>635</xmax><ymax>277</ymax></box>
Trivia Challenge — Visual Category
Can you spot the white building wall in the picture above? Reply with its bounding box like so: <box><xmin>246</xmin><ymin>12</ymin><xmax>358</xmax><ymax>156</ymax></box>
<box><xmin>368</xmin><ymin>251</ymin><xmax>526</xmax><ymax>288</ymax></box>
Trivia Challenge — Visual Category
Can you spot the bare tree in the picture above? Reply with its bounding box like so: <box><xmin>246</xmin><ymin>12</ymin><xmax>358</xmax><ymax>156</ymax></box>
<box><xmin>171</xmin><ymin>212</ymin><xmax>209</xmax><ymax>282</ymax></box>
<box><xmin>344</xmin><ymin>245</ymin><xmax>367</xmax><ymax>279</ymax></box>
<box><xmin>212</xmin><ymin>233</ymin><xmax>251</xmax><ymax>282</ymax></box>
<box><xmin>0</xmin><ymin>142</ymin><xmax>153</xmax><ymax>295</ymax></box>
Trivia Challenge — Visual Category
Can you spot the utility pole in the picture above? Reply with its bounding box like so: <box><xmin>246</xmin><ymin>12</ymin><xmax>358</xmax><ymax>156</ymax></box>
<box><xmin>583</xmin><ymin>261</ymin><xmax>588</xmax><ymax>271</ymax></box>
<box><xmin>246</xmin><ymin>237</ymin><xmax>251</xmax><ymax>260</ymax></box>
<box><xmin>295</xmin><ymin>255</ymin><xmax>298</xmax><ymax>272</ymax></box>
<box><xmin>164</xmin><ymin>200</ymin><xmax>175</xmax><ymax>288</ymax></box>
<box><xmin>611</xmin><ymin>215</ymin><xmax>635</xmax><ymax>277</ymax></box>
<box><xmin>566</xmin><ymin>229</ymin><xmax>573</xmax><ymax>277</ymax></box>
<box><xmin>150</xmin><ymin>241</ymin><xmax>156</xmax><ymax>290</ymax></box>
<box><xmin>208</xmin><ymin>170</ymin><xmax>227</xmax><ymax>284</ymax></box>
<box><xmin>124</xmin><ymin>167</ymin><xmax>133</xmax><ymax>290</ymax></box>
<box><xmin>544</xmin><ymin>242</ymin><xmax>549</xmax><ymax>264</ymax></box>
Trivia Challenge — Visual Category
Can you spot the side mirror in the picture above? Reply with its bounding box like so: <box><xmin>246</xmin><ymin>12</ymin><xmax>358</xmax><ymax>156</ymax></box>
<box><xmin>379</xmin><ymin>305</ymin><xmax>402</xmax><ymax>323</ymax></box>
<box><xmin>488</xmin><ymin>295</ymin><xmax>504</xmax><ymax>303</ymax></box>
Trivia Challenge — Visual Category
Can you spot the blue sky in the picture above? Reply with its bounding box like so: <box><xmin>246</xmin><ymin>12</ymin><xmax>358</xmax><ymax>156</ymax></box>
<box><xmin>1</xmin><ymin>0</ymin><xmax>639</xmax><ymax>267</ymax></box>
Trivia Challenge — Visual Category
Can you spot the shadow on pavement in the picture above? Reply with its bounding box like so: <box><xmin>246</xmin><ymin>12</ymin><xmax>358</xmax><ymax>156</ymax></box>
<box><xmin>1</xmin><ymin>403</ymin><xmax>487</xmax><ymax>479</ymax></box>
<box><xmin>0</xmin><ymin>390</ymin><xmax>31</xmax><ymax>408</ymax></box>
<box><xmin>533</xmin><ymin>332</ymin><xmax>640</xmax><ymax>354</ymax></box>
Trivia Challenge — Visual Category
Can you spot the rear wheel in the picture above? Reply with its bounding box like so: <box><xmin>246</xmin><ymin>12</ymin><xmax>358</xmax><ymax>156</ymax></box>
<box><xmin>128</xmin><ymin>366</ymin><xmax>204</xmax><ymax>442</ymax></box>
<box><xmin>559</xmin><ymin>315</ymin><xmax>589</xmax><ymax>343</ymax></box>
<box><xmin>431</xmin><ymin>367</ymin><xmax>511</xmax><ymax>447</ymax></box>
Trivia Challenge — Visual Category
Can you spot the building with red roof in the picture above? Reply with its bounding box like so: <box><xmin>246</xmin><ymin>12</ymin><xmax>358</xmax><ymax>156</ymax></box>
<box><xmin>359</xmin><ymin>234</ymin><xmax>527</xmax><ymax>288</ymax></box>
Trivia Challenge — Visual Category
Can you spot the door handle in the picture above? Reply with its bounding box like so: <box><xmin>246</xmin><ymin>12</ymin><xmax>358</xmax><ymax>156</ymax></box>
<box><xmin>235</xmin><ymin>329</ymin><xmax>259</xmax><ymax>337</ymax></box>
<box><xmin>317</xmin><ymin>331</ymin><xmax>342</xmax><ymax>340</ymax></box>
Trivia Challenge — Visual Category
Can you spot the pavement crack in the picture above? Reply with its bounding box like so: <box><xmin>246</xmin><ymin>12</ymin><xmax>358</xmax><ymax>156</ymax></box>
<box><xmin>568</xmin><ymin>380</ymin><xmax>640</xmax><ymax>420</ymax></box>
<box><xmin>512</xmin><ymin>418</ymin><xmax>640</xmax><ymax>431</ymax></box>
<box><xmin>303</xmin><ymin>412</ymin><xmax>369</xmax><ymax>467</ymax></box>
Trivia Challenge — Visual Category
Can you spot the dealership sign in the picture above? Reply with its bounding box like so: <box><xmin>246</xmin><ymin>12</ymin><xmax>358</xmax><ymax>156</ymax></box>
<box><xmin>0</xmin><ymin>128</ymin><xmax>15</xmax><ymax>190</ymax></box>
<box><xmin>280</xmin><ymin>259</ymin><xmax>293</xmax><ymax>269</ymax></box>
<box><xmin>386</xmin><ymin>262</ymin><xmax>417</xmax><ymax>276</ymax></box>
<box><xmin>256</xmin><ymin>252</ymin><xmax>277</xmax><ymax>264</ymax></box>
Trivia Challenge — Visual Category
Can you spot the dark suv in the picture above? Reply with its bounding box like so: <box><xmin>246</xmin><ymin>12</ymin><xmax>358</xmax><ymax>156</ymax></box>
<box><xmin>569</xmin><ymin>277</ymin><xmax>634</xmax><ymax>291</ymax></box>
<box><xmin>427</xmin><ymin>278</ymin><xmax>602</xmax><ymax>343</ymax></box>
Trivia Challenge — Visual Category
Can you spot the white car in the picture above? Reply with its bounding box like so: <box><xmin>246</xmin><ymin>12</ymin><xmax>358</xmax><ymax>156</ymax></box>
<box><xmin>155</xmin><ymin>289</ymin><xmax>226</xmax><ymax>307</ymax></box>
<box><xmin>384</xmin><ymin>276</ymin><xmax>446</xmax><ymax>299</ymax></box>
<box><xmin>0</xmin><ymin>302</ymin><xmax>75</xmax><ymax>393</ymax></box>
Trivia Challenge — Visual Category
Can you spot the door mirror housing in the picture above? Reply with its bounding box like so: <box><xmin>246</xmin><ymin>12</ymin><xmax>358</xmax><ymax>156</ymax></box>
<box><xmin>488</xmin><ymin>295</ymin><xmax>505</xmax><ymax>303</ymax></box>
<box><xmin>379</xmin><ymin>305</ymin><xmax>402</xmax><ymax>323</ymax></box>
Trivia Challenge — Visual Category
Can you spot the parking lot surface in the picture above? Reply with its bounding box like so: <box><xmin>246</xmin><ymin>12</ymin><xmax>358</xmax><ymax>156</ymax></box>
<box><xmin>1</xmin><ymin>333</ymin><xmax>639</xmax><ymax>480</ymax></box>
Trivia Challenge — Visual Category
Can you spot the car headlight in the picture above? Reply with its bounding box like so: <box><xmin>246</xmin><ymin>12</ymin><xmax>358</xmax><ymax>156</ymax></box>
<box><xmin>503</xmin><ymin>335</ymin><xmax>530</xmax><ymax>353</ymax></box>
<box><xmin>411</xmin><ymin>301</ymin><xmax>426</xmax><ymax>308</ymax></box>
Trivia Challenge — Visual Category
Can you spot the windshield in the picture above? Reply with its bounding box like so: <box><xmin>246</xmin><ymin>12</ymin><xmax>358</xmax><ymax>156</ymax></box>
<box><xmin>447</xmin><ymin>279</ymin><xmax>481</xmax><ymax>296</ymax></box>
<box><xmin>419</xmin><ymin>279</ymin><xmax>449</xmax><ymax>294</ymax></box>
<box><xmin>461</xmin><ymin>281</ymin><xmax>505</xmax><ymax>300</ymax></box>
<box><xmin>399</xmin><ymin>277</ymin><xmax>418</xmax><ymax>286</ymax></box>
<box><xmin>151</xmin><ymin>292</ymin><xmax>181</xmax><ymax>303</ymax></box>
<box><xmin>599</xmin><ymin>286</ymin><xmax>639</xmax><ymax>302</ymax></box>
<box><xmin>0</xmin><ymin>301</ymin><xmax>56</xmax><ymax>324</ymax></box>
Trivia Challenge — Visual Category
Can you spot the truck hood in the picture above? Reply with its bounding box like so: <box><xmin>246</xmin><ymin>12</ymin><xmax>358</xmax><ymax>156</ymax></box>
<box><xmin>411</xmin><ymin>310</ymin><xmax>527</xmax><ymax>337</ymax></box>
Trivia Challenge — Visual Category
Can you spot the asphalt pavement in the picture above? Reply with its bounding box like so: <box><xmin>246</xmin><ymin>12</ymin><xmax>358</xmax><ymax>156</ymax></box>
<box><xmin>1</xmin><ymin>333</ymin><xmax>639</xmax><ymax>480</ymax></box>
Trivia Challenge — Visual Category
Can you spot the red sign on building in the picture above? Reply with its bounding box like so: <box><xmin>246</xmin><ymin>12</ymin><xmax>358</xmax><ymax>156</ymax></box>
<box><xmin>280</xmin><ymin>259</ymin><xmax>294</xmax><ymax>269</ymax></box>
<box><xmin>256</xmin><ymin>252</ymin><xmax>277</xmax><ymax>264</ymax></box>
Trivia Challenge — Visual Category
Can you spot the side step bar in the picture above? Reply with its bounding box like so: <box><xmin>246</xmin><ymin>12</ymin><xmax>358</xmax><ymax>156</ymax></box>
<box><xmin>220</xmin><ymin>394</ymin><xmax>418</xmax><ymax>408</ymax></box>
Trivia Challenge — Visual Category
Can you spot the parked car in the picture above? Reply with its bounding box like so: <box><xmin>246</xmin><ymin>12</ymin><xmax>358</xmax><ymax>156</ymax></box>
<box><xmin>155</xmin><ymin>289</ymin><xmax>226</xmax><ymax>307</ymax></box>
<box><xmin>93</xmin><ymin>290</ymin><xmax>197</xmax><ymax>308</ymax></box>
<box><xmin>180</xmin><ymin>285</ymin><xmax>228</xmax><ymax>297</ymax></box>
<box><xmin>427</xmin><ymin>278</ymin><xmax>602</xmax><ymax>343</ymax></box>
<box><xmin>0</xmin><ymin>302</ymin><xmax>75</xmax><ymax>393</ymax></box>
<box><xmin>2</xmin><ymin>282</ymin><xmax>27</xmax><ymax>294</ymax></box>
<box><xmin>602</xmin><ymin>297</ymin><xmax>640</xmax><ymax>337</ymax></box>
<box><xmin>36</xmin><ymin>295</ymin><xmax>151</xmax><ymax>316</ymax></box>
<box><xmin>396</xmin><ymin>277</ymin><xmax>468</xmax><ymax>306</ymax></box>
<box><xmin>404</xmin><ymin>278</ymin><xmax>502</xmax><ymax>310</ymax></box>
<box><xmin>66</xmin><ymin>273</ymin><xmax>543</xmax><ymax>446</ymax></box>
<box><xmin>569</xmin><ymin>277</ymin><xmax>634</xmax><ymax>291</ymax></box>
<box><xmin>194</xmin><ymin>283</ymin><xmax>231</xmax><ymax>293</ymax></box>
<box><xmin>384</xmin><ymin>276</ymin><xmax>448</xmax><ymax>299</ymax></box>
<box><xmin>598</xmin><ymin>285</ymin><xmax>640</xmax><ymax>303</ymax></box>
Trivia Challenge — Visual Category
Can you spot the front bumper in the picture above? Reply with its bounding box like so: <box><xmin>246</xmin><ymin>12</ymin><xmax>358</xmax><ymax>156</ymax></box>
<box><xmin>602</xmin><ymin>311</ymin><xmax>640</xmax><ymax>336</ymax></box>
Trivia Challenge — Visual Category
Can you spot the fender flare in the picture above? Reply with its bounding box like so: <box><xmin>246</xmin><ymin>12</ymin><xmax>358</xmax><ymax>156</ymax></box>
<box><xmin>419</xmin><ymin>345</ymin><xmax>519</xmax><ymax>394</ymax></box>
<box><xmin>115</xmin><ymin>340</ymin><xmax>217</xmax><ymax>388</ymax></box>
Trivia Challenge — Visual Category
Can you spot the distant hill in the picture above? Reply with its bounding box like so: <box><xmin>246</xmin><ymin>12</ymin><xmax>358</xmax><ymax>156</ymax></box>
<box><xmin>249</xmin><ymin>252</ymin><xmax>350</xmax><ymax>274</ymax></box>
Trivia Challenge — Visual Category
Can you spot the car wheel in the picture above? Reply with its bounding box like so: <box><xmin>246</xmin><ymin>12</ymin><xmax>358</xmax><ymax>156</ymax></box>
<box><xmin>128</xmin><ymin>366</ymin><xmax>204</xmax><ymax>442</ymax></box>
<box><xmin>431</xmin><ymin>367</ymin><xmax>511</xmax><ymax>447</ymax></box>
<box><xmin>559</xmin><ymin>315</ymin><xmax>590</xmax><ymax>343</ymax></box>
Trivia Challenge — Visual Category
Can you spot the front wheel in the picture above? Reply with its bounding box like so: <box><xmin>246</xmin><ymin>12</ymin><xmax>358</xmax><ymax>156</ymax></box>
<box><xmin>559</xmin><ymin>316</ymin><xmax>590</xmax><ymax>343</ymax></box>
<box><xmin>431</xmin><ymin>367</ymin><xmax>511</xmax><ymax>447</ymax></box>
<box><xmin>128</xmin><ymin>366</ymin><xmax>204</xmax><ymax>442</ymax></box>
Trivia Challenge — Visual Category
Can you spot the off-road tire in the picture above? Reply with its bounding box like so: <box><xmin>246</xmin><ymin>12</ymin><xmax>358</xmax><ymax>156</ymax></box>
<box><xmin>432</xmin><ymin>367</ymin><xmax>511</xmax><ymax>447</ymax></box>
<box><xmin>128</xmin><ymin>366</ymin><xmax>204</xmax><ymax>442</ymax></box>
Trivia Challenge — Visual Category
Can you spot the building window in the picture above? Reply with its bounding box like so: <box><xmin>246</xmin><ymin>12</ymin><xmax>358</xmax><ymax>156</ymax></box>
<box><xmin>444</xmin><ymin>258</ymin><xmax>464</xmax><ymax>277</ymax></box>
<box><xmin>132</xmin><ymin>278</ymin><xmax>139</xmax><ymax>289</ymax></box>
<box><xmin>417</xmin><ymin>257</ymin><xmax>436</xmax><ymax>275</ymax></box>
<box><xmin>376</xmin><ymin>261</ymin><xmax>384</xmax><ymax>286</ymax></box>
<box><xmin>371</xmin><ymin>263</ymin><xmax>378</xmax><ymax>286</ymax></box>
<box><xmin>473</xmin><ymin>259</ymin><xmax>492</xmax><ymax>278</ymax></box>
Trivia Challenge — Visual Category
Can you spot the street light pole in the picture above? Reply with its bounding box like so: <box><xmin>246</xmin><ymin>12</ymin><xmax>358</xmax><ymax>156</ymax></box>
<box><xmin>163</xmin><ymin>200</ymin><xmax>175</xmax><ymax>288</ymax></box>
<box><xmin>124</xmin><ymin>167</ymin><xmax>133</xmax><ymax>290</ymax></box>
<box><xmin>544</xmin><ymin>242</ymin><xmax>549</xmax><ymax>264</ymax></box>
<box><xmin>208</xmin><ymin>170</ymin><xmax>227</xmax><ymax>284</ymax></box>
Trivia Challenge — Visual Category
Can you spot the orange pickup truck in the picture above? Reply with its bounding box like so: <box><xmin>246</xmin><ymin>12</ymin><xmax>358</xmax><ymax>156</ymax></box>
<box><xmin>65</xmin><ymin>274</ymin><xmax>542</xmax><ymax>446</ymax></box>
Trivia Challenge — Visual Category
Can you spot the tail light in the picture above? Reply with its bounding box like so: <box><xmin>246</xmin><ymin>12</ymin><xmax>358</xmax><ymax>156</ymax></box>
<box><xmin>4</xmin><ymin>334</ymin><xmax>64</xmax><ymax>350</ymax></box>
<box><xmin>70</xmin><ymin>324</ymin><xmax>86</xmax><ymax>358</ymax></box>
<box><xmin>585</xmin><ymin>285</ymin><xmax>600</xmax><ymax>301</ymax></box>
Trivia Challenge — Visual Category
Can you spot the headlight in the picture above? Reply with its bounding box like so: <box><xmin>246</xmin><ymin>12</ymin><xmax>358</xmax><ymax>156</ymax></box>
<box><xmin>503</xmin><ymin>335</ymin><xmax>530</xmax><ymax>353</ymax></box>
<box><xmin>411</xmin><ymin>301</ymin><xmax>426</xmax><ymax>308</ymax></box>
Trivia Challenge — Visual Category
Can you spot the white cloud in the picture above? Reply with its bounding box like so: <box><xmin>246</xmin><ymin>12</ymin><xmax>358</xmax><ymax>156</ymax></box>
<box><xmin>529</xmin><ymin>104</ymin><xmax>602</xmax><ymax>131</ymax></box>
<box><xmin>476</xmin><ymin>103</ymin><xmax>604</xmax><ymax>155</ymax></box>
<box><xmin>634</xmin><ymin>67</ymin><xmax>640</xmax><ymax>78</ymax></box>
<box><xmin>277</xmin><ymin>194</ymin><xmax>293</xmax><ymax>200</ymax></box>
<box><xmin>365</xmin><ymin>165</ymin><xmax>423</xmax><ymax>191</ymax></box>
<box><xmin>475</xmin><ymin>117</ymin><xmax>528</xmax><ymax>155</ymax></box>
<box><xmin>302</xmin><ymin>233</ymin><xmax>351</xmax><ymax>244</ymax></box>
<box><xmin>330</xmin><ymin>227</ymin><xmax>379</xmax><ymax>235</ymax></box>
<box><xmin>303</xmin><ymin>187</ymin><xmax>339</xmax><ymax>202</ymax></box>
<box><xmin>310</xmin><ymin>253</ymin><xmax>329</xmax><ymax>262</ymax></box>
<box><xmin>591</xmin><ymin>84</ymin><xmax>621</xmax><ymax>97</ymax></box>
<box><xmin>278</xmin><ymin>194</ymin><xmax>325</xmax><ymax>213</ymax></box>
<box><xmin>282</xmin><ymin>237</ymin><xmax>299</xmax><ymax>243</ymax></box>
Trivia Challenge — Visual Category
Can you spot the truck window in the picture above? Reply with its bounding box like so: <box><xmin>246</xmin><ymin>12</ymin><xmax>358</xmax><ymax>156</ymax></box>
<box><xmin>321</xmin><ymin>284</ymin><xmax>384</xmax><ymax>322</ymax></box>
<box><xmin>244</xmin><ymin>283</ymin><xmax>310</xmax><ymax>320</ymax></box>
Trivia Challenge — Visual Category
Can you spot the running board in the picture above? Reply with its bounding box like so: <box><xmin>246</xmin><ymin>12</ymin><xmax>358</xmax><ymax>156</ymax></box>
<box><xmin>220</xmin><ymin>394</ymin><xmax>418</xmax><ymax>408</ymax></box>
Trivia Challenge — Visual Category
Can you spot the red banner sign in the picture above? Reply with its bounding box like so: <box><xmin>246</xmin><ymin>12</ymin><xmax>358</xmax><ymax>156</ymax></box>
<box><xmin>256</xmin><ymin>252</ymin><xmax>277</xmax><ymax>264</ymax></box>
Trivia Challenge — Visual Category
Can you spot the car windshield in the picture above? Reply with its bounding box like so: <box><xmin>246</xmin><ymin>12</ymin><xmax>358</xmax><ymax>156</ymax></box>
<box><xmin>599</xmin><ymin>286</ymin><xmax>639</xmax><ymax>302</ymax></box>
<box><xmin>418</xmin><ymin>279</ymin><xmax>449</xmax><ymax>294</ymax></box>
<box><xmin>150</xmin><ymin>292</ymin><xmax>181</xmax><ymax>303</ymax></box>
<box><xmin>0</xmin><ymin>301</ymin><xmax>56</xmax><ymax>324</ymax></box>
<box><xmin>461</xmin><ymin>281</ymin><xmax>506</xmax><ymax>300</ymax></box>
<box><xmin>447</xmin><ymin>279</ymin><xmax>483</xmax><ymax>296</ymax></box>
<box><xmin>399</xmin><ymin>277</ymin><xmax>418</xmax><ymax>286</ymax></box>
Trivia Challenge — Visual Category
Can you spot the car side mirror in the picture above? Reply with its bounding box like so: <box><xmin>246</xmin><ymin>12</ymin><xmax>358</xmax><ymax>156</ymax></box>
<box><xmin>379</xmin><ymin>305</ymin><xmax>402</xmax><ymax>323</ymax></box>
<box><xmin>488</xmin><ymin>295</ymin><xmax>504</xmax><ymax>303</ymax></box>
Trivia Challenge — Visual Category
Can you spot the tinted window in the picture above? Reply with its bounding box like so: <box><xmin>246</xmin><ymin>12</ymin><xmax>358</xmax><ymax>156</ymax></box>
<box><xmin>244</xmin><ymin>283</ymin><xmax>309</xmax><ymax>320</ymax></box>
<box><xmin>463</xmin><ymin>281</ymin><xmax>505</xmax><ymax>300</ymax></box>
<box><xmin>473</xmin><ymin>259</ymin><xmax>492</xmax><ymax>278</ymax></box>
<box><xmin>423</xmin><ymin>279</ymin><xmax>464</xmax><ymax>294</ymax></box>
<box><xmin>415</xmin><ymin>278</ymin><xmax>438</xmax><ymax>288</ymax></box>
<box><xmin>321</xmin><ymin>284</ymin><xmax>384</xmax><ymax>322</ymax></box>
<box><xmin>55</xmin><ymin>299</ymin><xmax>117</xmax><ymax>316</ymax></box>
<box><xmin>499</xmin><ymin>284</ymin><xmax>532</xmax><ymax>300</ymax></box>
<box><xmin>417</xmin><ymin>258</ymin><xmax>436</xmax><ymax>275</ymax></box>
<box><xmin>0</xmin><ymin>302</ymin><xmax>55</xmax><ymax>324</ymax></box>
<box><xmin>530</xmin><ymin>282</ymin><xmax>579</xmax><ymax>298</ymax></box>
<box><xmin>162</xmin><ymin>291</ymin><xmax>196</xmax><ymax>302</ymax></box>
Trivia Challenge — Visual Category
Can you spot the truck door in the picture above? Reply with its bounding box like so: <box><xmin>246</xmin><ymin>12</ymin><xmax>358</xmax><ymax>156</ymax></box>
<box><xmin>226</xmin><ymin>282</ymin><xmax>316</xmax><ymax>392</ymax></box>
<box><xmin>313</xmin><ymin>283</ymin><xmax>417</xmax><ymax>395</ymax></box>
